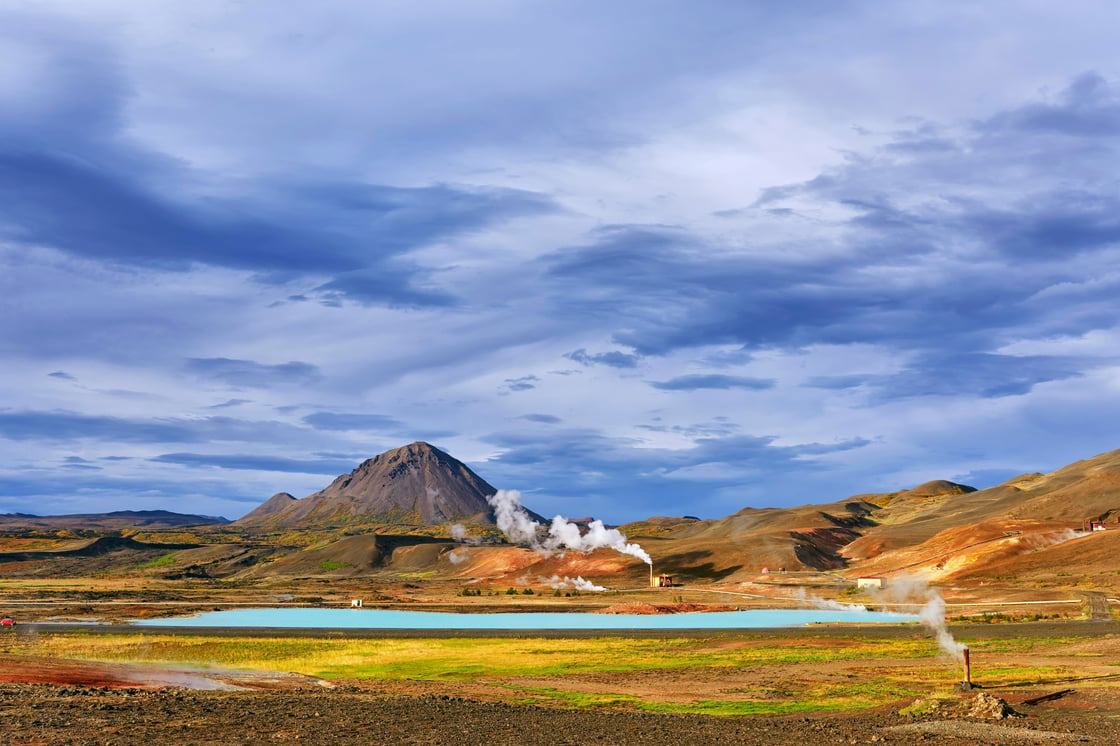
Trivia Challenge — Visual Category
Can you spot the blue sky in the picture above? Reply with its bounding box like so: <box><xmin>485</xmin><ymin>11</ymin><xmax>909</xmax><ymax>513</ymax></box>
<box><xmin>3</xmin><ymin>1</ymin><xmax>1120</xmax><ymax>523</ymax></box>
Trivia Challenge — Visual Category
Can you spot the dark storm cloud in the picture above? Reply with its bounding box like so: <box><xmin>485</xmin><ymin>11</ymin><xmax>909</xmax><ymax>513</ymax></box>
<box><xmin>564</xmin><ymin>348</ymin><xmax>642</xmax><ymax>368</ymax></box>
<box><xmin>650</xmin><ymin>374</ymin><xmax>775</xmax><ymax>391</ymax></box>
<box><xmin>152</xmin><ymin>452</ymin><xmax>356</xmax><ymax>474</ymax></box>
<box><xmin>301</xmin><ymin>412</ymin><xmax>404</xmax><ymax>431</ymax></box>
<box><xmin>184</xmin><ymin>358</ymin><xmax>322</xmax><ymax>387</ymax></box>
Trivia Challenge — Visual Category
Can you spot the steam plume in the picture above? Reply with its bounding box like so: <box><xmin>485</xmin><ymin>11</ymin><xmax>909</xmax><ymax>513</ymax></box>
<box><xmin>794</xmin><ymin>588</ymin><xmax>868</xmax><ymax>612</ymax></box>
<box><xmin>487</xmin><ymin>489</ymin><xmax>652</xmax><ymax>565</ymax></box>
<box><xmin>873</xmin><ymin>573</ymin><xmax>965</xmax><ymax>660</ymax></box>
<box><xmin>542</xmin><ymin>574</ymin><xmax>606</xmax><ymax>592</ymax></box>
<box><xmin>449</xmin><ymin>523</ymin><xmax>482</xmax><ymax>545</ymax></box>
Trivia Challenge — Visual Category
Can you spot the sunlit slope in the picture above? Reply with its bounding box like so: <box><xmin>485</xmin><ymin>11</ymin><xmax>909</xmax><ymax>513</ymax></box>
<box><xmin>236</xmin><ymin>442</ymin><xmax>505</xmax><ymax>528</ymax></box>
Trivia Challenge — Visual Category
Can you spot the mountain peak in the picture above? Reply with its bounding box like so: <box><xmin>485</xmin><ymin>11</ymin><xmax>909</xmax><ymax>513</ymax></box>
<box><xmin>237</xmin><ymin>443</ymin><xmax>505</xmax><ymax>527</ymax></box>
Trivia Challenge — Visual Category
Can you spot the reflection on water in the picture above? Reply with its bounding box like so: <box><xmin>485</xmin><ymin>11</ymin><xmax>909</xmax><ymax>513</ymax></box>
<box><xmin>133</xmin><ymin>607</ymin><xmax>918</xmax><ymax>630</ymax></box>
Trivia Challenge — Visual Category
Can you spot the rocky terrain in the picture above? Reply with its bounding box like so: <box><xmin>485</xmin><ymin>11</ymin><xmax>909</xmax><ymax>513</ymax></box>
<box><xmin>1</xmin><ymin>680</ymin><xmax>1117</xmax><ymax>745</ymax></box>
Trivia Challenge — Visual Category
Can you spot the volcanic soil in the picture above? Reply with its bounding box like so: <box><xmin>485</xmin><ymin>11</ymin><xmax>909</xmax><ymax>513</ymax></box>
<box><xmin>1</xmin><ymin>671</ymin><xmax>1119</xmax><ymax>745</ymax></box>
<box><xmin>2</xmin><ymin>628</ymin><xmax>1120</xmax><ymax>745</ymax></box>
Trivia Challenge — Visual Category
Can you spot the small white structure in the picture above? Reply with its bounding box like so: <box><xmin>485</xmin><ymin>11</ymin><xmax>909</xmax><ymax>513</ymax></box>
<box><xmin>350</xmin><ymin>599</ymin><xmax>363</xmax><ymax>608</ymax></box>
<box><xmin>856</xmin><ymin>577</ymin><xmax>885</xmax><ymax>590</ymax></box>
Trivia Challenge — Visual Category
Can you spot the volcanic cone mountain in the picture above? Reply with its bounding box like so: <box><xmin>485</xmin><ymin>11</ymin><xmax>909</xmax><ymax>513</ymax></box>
<box><xmin>237</xmin><ymin>442</ymin><xmax>529</xmax><ymax>528</ymax></box>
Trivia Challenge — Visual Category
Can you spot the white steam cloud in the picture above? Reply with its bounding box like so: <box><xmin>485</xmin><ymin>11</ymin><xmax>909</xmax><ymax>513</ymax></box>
<box><xmin>448</xmin><ymin>547</ymin><xmax>469</xmax><ymax>564</ymax></box>
<box><xmin>794</xmin><ymin>588</ymin><xmax>868</xmax><ymax>612</ymax></box>
<box><xmin>449</xmin><ymin>523</ymin><xmax>482</xmax><ymax>545</ymax></box>
<box><xmin>872</xmin><ymin>573</ymin><xmax>966</xmax><ymax>661</ymax></box>
<box><xmin>543</xmin><ymin>575</ymin><xmax>606</xmax><ymax>592</ymax></box>
<box><xmin>487</xmin><ymin>489</ymin><xmax>652</xmax><ymax>565</ymax></box>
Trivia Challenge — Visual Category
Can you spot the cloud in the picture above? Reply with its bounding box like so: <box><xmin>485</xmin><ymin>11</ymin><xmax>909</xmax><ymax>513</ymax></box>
<box><xmin>207</xmin><ymin>398</ymin><xmax>251</xmax><ymax>409</ymax></box>
<box><xmin>565</xmin><ymin>348</ymin><xmax>641</xmax><ymax>368</ymax></box>
<box><xmin>867</xmin><ymin>353</ymin><xmax>1085</xmax><ymax>401</ymax></box>
<box><xmin>475</xmin><ymin>428</ymin><xmax>873</xmax><ymax>521</ymax></box>
<box><xmin>802</xmin><ymin>375</ymin><xmax>868</xmax><ymax>390</ymax></box>
<box><xmin>0</xmin><ymin>19</ymin><xmax>559</xmax><ymax>309</ymax></box>
<box><xmin>61</xmin><ymin>456</ymin><xmax>100</xmax><ymax>471</ymax></box>
<box><xmin>537</xmin><ymin>78</ymin><xmax>1120</xmax><ymax>387</ymax></box>
<box><xmin>0</xmin><ymin>410</ymin><xmax>309</xmax><ymax>444</ymax></box>
<box><xmin>152</xmin><ymin>452</ymin><xmax>356</xmax><ymax>475</ymax></box>
<box><xmin>802</xmin><ymin>354</ymin><xmax>1087</xmax><ymax>400</ymax></box>
<box><xmin>650</xmin><ymin>374</ymin><xmax>776</xmax><ymax>391</ymax></box>
<box><xmin>184</xmin><ymin>358</ymin><xmax>321</xmax><ymax>388</ymax></box>
<box><xmin>0</xmin><ymin>155</ymin><xmax>556</xmax><ymax>306</ymax></box>
<box><xmin>503</xmin><ymin>375</ymin><xmax>539</xmax><ymax>392</ymax></box>
<box><xmin>984</xmin><ymin>72</ymin><xmax>1120</xmax><ymax>137</ymax></box>
<box><xmin>47</xmin><ymin>370</ymin><xmax>76</xmax><ymax>380</ymax></box>
<box><xmin>5</xmin><ymin>6</ymin><xmax>1120</xmax><ymax>522</ymax></box>
<box><xmin>520</xmin><ymin>414</ymin><xmax>562</xmax><ymax>424</ymax></box>
<box><xmin>301</xmin><ymin>412</ymin><xmax>404</xmax><ymax>431</ymax></box>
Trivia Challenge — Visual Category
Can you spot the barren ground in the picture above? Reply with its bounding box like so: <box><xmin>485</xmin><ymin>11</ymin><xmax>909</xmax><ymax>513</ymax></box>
<box><xmin>1</xmin><ymin>622</ymin><xmax>1119</xmax><ymax>745</ymax></box>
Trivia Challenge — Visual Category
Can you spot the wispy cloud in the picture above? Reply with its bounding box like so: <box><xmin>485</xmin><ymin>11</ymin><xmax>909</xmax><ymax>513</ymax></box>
<box><xmin>184</xmin><ymin>358</ymin><xmax>321</xmax><ymax>388</ymax></box>
<box><xmin>152</xmin><ymin>452</ymin><xmax>358</xmax><ymax>475</ymax></box>
<box><xmin>650</xmin><ymin>374</ymin><xmax>776</xmax><ymax>391</ymax></box>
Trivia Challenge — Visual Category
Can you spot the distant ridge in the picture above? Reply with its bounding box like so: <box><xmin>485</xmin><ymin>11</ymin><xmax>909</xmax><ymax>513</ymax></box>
<box><xmin>237</xmin><ymin>442</ymin><xmax>541</xmax><ymax>527</ymax></box>
<box><xmin>0</xmin><ymin>510</ymin><xmax>229</xmax><ymax>530</ymax></box>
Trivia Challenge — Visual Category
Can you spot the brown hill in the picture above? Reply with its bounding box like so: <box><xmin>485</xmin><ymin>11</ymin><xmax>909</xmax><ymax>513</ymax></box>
<box><xmin>236</xmin><ymin>442</ymin><xmax>526</xmax><ymax>528</ymax></box>
<box><xmin>619</xmin><ymin>499</ymin><xmax>884</xmax><ymax>580</ymax></box>
<box><xmin>843</xmin><ymin>449</ymin><xmax>1120</xmax><ymax>565</ymax></box>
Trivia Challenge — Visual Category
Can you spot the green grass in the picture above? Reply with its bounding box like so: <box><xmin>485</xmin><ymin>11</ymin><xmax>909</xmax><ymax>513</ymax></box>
<box><xmin>10</xmin><ymin>632</ymin><xmax>1102</xmax><ymax>717</ymax></box>
<box><xmin>10</xmin><ymin>634</ymin><xmax>945</xmax><ymax>680</ymax></box>
<box><xmin>317</xmin><ymin>560</ymin><xmax>351</xmax><ymax>572</ymax></box>
<box><xmin>138</xmin><ymin>552</ymin><xmax>179</xmax><ymax>569</ymax></box>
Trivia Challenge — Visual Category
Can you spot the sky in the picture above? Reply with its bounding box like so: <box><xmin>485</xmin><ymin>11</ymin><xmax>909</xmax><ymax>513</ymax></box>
<box><xmin>3</xmin><ymin>1</ymin><xmax>1120</xmax><ymax>523</ymax></box>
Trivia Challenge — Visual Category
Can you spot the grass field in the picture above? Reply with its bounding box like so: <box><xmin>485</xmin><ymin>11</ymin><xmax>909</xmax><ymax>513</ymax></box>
<box><xmin>4</xmin><ymin>631</ymin><xmax>1106</xmax><ymax>716</ymax></box>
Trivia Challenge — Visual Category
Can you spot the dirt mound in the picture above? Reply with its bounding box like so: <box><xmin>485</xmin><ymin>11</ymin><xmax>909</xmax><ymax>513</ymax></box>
<box><xmin>966</xmin><ymin>692</ymin><xmax>1021</xmax><ymax>719</ymax></box>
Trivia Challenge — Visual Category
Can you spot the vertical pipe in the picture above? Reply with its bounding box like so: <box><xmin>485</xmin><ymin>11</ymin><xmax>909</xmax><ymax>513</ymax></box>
<box><xmin>650</xmin><ymin>564</ymin><xmax>655</xmax><ymax>587</ymax></box>
<box><xmin>963</xmin><ymin>647</ymin><xmax>971</xmax><ymax>684</ymax></box>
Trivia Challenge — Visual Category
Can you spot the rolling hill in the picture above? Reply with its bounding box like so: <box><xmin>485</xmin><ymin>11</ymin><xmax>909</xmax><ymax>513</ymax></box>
<box><xmin>1</xmin><ymin>445</ymin><xmax>1118</xmax><ymax>590</ymax></box>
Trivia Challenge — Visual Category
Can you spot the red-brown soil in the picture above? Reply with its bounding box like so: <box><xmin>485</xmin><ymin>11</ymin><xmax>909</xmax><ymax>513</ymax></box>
<box><xmin>0</xmin><ymin>678</ymin><xmax>1117</xmax><ymax>745</ymax></box>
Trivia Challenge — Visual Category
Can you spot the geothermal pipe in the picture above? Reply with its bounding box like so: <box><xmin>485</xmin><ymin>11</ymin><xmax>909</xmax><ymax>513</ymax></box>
<box><xmin>963</xmin><ymin>646</ymin><xmax>971</xmax><ymax>685</ymax></box>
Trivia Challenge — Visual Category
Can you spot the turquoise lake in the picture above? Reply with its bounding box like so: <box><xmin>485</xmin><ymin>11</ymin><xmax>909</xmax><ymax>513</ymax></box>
<box><xmin>132</xmin><ymin>607</ymin><xmax>918</xmax><ymax>630</ymax></box>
